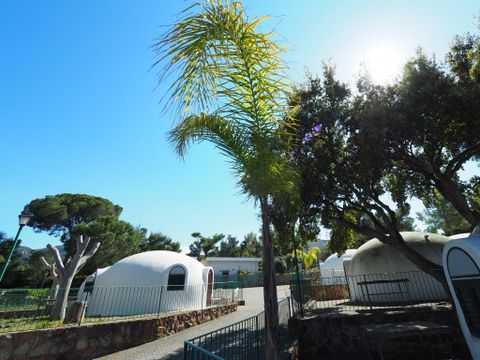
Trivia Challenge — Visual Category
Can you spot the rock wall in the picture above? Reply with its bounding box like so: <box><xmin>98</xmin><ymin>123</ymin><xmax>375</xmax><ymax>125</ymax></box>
<box><xmin>310</xmin><ymin>284</ymin><xmax>349</xmax><ymax>301</ymax></box>
<box><xmin>289</xmin><ymin>306</ymin><xmax>470</xmax><ymax>359</ymax></box>
<box><xmin>0</xmin><ymin>304</ymin><xmax>236</xmax><ymax>360</ymax></box>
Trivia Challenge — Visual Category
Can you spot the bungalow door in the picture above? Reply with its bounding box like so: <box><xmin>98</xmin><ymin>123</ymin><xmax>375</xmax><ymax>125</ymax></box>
<box><xmin>206</xmin><ymin>269</ymin><xmax>213</xmax><ymax>306</ymax></box>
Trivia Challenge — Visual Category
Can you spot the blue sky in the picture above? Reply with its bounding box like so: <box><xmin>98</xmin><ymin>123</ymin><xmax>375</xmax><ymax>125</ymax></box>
<box><xmin>0</xmin><ymin>0</ymin><xmax>478</xmax><ymax>249</ymax></box>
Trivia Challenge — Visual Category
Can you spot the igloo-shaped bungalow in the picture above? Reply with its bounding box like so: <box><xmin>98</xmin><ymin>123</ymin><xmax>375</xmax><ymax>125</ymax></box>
<box><xmin>77</xmin><ymin>251</ymin><xmax>214</xmax><ymax>316</ymax></box>
<box><xmin>320</xmin><ymin>249</ymin><xmax>357</xmax><ymax>276</ymax></box>
<box><xmin>344</xmin><ymin>232</ymin><xmax>449</xmax><ymax>304</ymax></box>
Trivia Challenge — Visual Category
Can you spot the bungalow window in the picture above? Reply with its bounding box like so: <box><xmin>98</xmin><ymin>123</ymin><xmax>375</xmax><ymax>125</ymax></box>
<box><xmin>167</xmin><ymin>266</ymin><xmax>186</xmax><ymax>291</ymax></box>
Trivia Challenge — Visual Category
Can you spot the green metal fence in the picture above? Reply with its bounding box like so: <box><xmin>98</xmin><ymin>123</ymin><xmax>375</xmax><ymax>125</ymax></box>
<box><xmin>184</xmin><ymin>312</ymin><xmax>264</xmax><ymax>360</ymax></box>
<box><xmin>184</xmin><ymin>297</ymin><xmax>294</xmax><ymax>360</ymax></box>
<box><xmin>0</xmin><ymin>281</ymin><xmax>242</xmax><ymax>334</ymax></box>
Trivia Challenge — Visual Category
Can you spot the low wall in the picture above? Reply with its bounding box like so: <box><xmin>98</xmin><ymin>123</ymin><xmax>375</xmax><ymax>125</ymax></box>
<box><xmin>310</xmin><ymin>285</ymin><xmax>349</xmax><ymax>301</ymax></box>
<box><xmin>289</xmin><ymin>306</ymin><xmax>470</xmax><ymax>359</ymax></box>
<box><xmin>0</xmin><ymin>304</ymin><xmax>236</xmax><ymax>360</ymax></box>
<box><xmin>0</xmin><ymin>309</ymin><xmax>46</xmax><ymax>320</ymax></box>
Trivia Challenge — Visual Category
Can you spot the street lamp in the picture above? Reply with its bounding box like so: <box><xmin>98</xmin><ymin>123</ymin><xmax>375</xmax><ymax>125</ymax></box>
<box><xmin>0</xmin><ymin>206</ymin><xmax>33</xmax><ymax>285</ymax></box>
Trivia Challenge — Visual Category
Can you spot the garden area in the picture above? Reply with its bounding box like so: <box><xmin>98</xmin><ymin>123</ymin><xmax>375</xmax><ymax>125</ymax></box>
<box><xmin>1</xmin><ymin>0</ymin><xmax>479</xmax><ymax>359</ymax></box>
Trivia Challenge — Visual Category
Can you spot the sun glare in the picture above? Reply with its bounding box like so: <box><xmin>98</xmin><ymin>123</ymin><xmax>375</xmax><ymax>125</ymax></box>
<box><xmin>363</xmin><ymin>45</ymin><xmax>403</xmax><ymax>84</ymax></box>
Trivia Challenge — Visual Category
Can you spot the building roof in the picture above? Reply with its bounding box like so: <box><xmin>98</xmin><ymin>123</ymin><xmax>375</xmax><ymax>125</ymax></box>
<box><xmin>94</xmin><ymin>250</ymin><xmax>209</xmax><ymax>287</ymax></box>
<box><xmin>347</xmin><ymin>232</ymin><xmax>449</xmax><ymax>276</ymax></box>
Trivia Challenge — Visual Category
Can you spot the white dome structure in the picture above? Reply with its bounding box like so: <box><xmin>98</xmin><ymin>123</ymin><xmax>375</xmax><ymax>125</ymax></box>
<box><xmin>320</xmin><ymin>249</ymin><xmax>356</xmax><ymax>277</ymax></box>
<box><xmin>78</xmin><ymin>251</ymin><xmax>214</xmax><ymax>316</ymax></box>
<box><xmin>345</xmin><ymin>232</ymin><xmax>449</xmax><ymax>304</ymax></box>
<box><xmin>448</xmin><ymin>233</ymin><xmax>471</xmax><ymax>240</ymax></box>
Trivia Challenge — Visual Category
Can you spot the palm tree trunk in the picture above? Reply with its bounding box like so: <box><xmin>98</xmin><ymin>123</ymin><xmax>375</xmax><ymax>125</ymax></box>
<box><xmin>260</xmin><ymin>198</ymin><xmax>279</xmax><ymax>360</ymax></box>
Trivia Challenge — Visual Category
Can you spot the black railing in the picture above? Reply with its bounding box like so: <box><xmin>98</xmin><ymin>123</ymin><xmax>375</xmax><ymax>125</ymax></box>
<box><xmin>309</xmin><ymin>270</ymin><xmax>448</xmax><ymax>311</ymax></box>
<box><xmin>184</xmin><ymin>297</ymin><xmax>292</xmax><ymax>360</ymax></box>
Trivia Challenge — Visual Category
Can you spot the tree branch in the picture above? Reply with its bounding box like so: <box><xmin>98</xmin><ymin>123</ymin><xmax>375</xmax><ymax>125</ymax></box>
<box><xmin>445</xmin><ymin>143</ymin><xmax>480</xmax><ymax>176</ymax></box>
<box><xmin>46</xmin><ymin>244</ymin><xmax>65</xmax><ymax>277</ymax></box>
<box><xmin>77</xmin><ymin>242</ymin><xmax>101</xmax><ymax>272</ymax></box>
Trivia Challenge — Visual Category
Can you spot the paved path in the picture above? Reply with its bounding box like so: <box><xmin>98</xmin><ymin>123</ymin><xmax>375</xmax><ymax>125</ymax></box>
<box><xmin>97</xmin><ymin>286</ymin><xmax>291</xmax><ymax>360</ymax></box>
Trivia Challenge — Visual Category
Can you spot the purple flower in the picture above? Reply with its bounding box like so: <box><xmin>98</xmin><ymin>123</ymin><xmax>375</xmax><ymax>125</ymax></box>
<box><xmin>302</xmin><ymin>132</ymin><xmax>313</xmax><ymax>145</ymax></box>
<box><xmin>312</xmin><ymin>123</ymin><xmax>323</xmax><ymax>133</ymax></box>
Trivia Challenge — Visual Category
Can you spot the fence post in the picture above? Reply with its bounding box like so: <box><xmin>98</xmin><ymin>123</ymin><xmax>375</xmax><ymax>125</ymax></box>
<box><xmin>287</xmin><ymin>297</ymin><xmax>291</xmax><ymax>319</ymax></box>
<box><xmin>255</xmin><ymin>314</ymin><xmax>260</xmax><ymax>360</ymax></box>
<box><xmin>363</xmin><ymin>275</ymin><xmax>373</xmax><ymax>311</ymax></box>
<box><xmin>157</xmin><ymin>286</ymin><xmax>164</xmax><ymax>316</ymax></box>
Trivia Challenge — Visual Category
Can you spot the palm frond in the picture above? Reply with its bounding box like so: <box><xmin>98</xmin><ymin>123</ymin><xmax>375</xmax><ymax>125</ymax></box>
<box><xmin>153</xmin><ymin>0</ymin><xmax>289</xmax><ymax>127</ymax></box>
<box><xmin>168</xmin><ymin>112</ymin><xmax>250</xmax><ymax>168</ymax></box>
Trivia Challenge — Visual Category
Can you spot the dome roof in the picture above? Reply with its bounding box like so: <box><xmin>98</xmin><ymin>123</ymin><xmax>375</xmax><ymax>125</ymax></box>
<box><xmin>348</xmin><ymin>232</ymin><xmax>449</xmax><ymax>275</ymax></box>
<box><xmin>448</xmin><ymin>233</ymin><xmax>470</xmax><ymax>240</ymax></box>
<box><xmin>94</xmin><ymin>250</ymin><xmax>208</xmax><ymax>287</ymax></box>
<box><xmin>321</xmin><ymin>250</ymin><xmax>357</xmax><ymax>269</ymax></box>
<box><xmin>324</xmin><ymin>249</ymin><xmax>356</xmax><ymax>262</ymax></box>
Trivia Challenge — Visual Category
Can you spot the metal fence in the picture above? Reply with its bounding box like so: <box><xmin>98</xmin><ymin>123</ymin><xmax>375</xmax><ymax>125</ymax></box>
<box><xmin>0</xmin><ymin>281</ymin><xmax>241</xmax><ymax>334</ymax></box>
<box><xmin>218</xmin><ymin>271</ymin><xmax>322</xmax><ymax>288</ymax></box>
<box><xmin>309</xmin><ymin>270</ymin><xmax>448</xmax><ymax>311</ymax></box>
<box><xmin>184</xmin><ymin>297</ymin><xmax>292</xmax><ymax>360</ymax></box>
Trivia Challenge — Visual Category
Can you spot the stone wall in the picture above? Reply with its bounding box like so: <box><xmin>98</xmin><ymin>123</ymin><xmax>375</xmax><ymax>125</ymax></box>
<box><xmin>310</xmin><ymin>284</ymin><xmax>349</xmax><ymax>301</ymax></box>
<box><xmin>0</xmin><ymin>304</ymin><xmax>236</xmax><ymax>360</ymax></box>
<box><xmin>289</xmin><ymin>306</ymin><xmax>470</xmax><ymax>359</ymax></box>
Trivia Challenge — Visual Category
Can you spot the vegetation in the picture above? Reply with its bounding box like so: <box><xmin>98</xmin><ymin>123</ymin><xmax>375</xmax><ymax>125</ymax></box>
<box><xmin>70</xmin><ymin>217</ymin><xmax>146</xmax><ymax>276</ymax></box>
<box><xmin>153</xmin><ymin>1</ymin><xmax>298</xmax><ymax>357</ymax></box>
<box><xmin>0</xmin><ymin>232</ymin><xmax>30</xmax><ymax>288</ymax></box>
<box><xmin>186</xmin><ymin>232</ymin><xmax>262</xmax><ymax>258</ymax></box>
<box><xmin>140</xmin><ymin>232</ymin><xmax>181</xmax><ymax>253</ymax></box>
<box><xmin>188</xmin><ymin>232</ymin><xmax>224</xmax><ymax>260</ymax></box>
<box><xmin>285</xmin><ymin>32</ymin><xmax>480</xmax><ymax>284</ymax></box>
<box><xmin>28</xmin><ymin>194</ymin><xmax>122</xmax><ymax>242</ymax></box>
<box><xmin>2</xmin><ymin>193</ymin><xmax>179</xmax><ymax>289</ymax></box>
<box><xmin>417</xmin><ymin>190</ymin><xmax>473</xmax><ymax>236</ymax></box>
<box><xmin>292</xmin><ymin>247</ymin><xmax>321</xmax><ymax>270</ymax></box>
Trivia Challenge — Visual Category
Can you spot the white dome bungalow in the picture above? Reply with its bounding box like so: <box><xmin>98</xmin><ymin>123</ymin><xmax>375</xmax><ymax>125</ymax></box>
<box><xmin>320</xmin><ymin>249</ymin><xmax>357</xmax><ymax>277</ymax></box>
<box><xmin>344</xmin><ymin>232</ymin><xmax>449</xmax><ymax>304</ymax></box>
<box><xmin>77</xmin><ymin>251</ymin><xmax>214</xmax><ymax>316</ymax></box>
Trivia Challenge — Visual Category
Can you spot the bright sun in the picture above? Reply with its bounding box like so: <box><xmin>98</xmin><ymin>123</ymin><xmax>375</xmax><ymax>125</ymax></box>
<box><xmin>363</xmin><ymin>45</ymin><xmax>403</xmax><ymax>84</ymax></box>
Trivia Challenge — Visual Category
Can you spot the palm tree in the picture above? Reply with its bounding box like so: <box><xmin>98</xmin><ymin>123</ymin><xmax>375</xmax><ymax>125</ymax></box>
<box><xmin>153</xmin><ymin>1</ymin><xmax>297</xmax><ymax>358</ymax></box>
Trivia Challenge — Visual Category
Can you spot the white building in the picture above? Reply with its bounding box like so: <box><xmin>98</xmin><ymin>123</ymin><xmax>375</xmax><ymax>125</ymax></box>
<box><xmin>77</xmin><ymin>251</ymin><xmax>214</xmax><ymax>316</ymax></box>
<box><xmin>320</xmin><ymin>249</ymin><xmax>356</xmax><ymax>277</ymax></box>
<box><xmin>344</xmin><ymin>232</ymin><xmax>448</xmax><ymax>304</ymax></box>
<box><xmin>204</xmin><ymin>257</ymin><xmax>262</xmax><ymax>278</ymax></box>
<box><xmin>443</xmin><ymin>231</ymin><xmax>480</xmax><ymax>359</ymax></box>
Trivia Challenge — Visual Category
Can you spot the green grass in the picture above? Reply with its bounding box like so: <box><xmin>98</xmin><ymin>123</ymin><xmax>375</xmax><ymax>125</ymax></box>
<box><xmin>0</xmin><ymin>315</ymin><xmax>62</xmax><ymax>333</ymax></box>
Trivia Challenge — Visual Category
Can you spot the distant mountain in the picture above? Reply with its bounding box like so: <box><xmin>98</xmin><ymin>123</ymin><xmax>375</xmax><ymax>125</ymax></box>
<box><xmin>16</xmin><ymin>246</ymin><xmax>33</xmax><ymax>263</ymax></box>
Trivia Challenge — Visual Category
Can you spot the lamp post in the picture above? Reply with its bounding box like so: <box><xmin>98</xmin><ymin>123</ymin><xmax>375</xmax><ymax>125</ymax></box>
<box><xmin>0</xmin><ymin>206</ymin><xmax>33</xmax><ymax>285</ymax></box>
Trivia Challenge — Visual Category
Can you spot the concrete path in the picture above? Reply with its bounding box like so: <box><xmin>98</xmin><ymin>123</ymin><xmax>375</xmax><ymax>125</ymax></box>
<box><xmin>97</xmin><ymin>286</ymin><xmax>291</xmax><ymax>360</ymax></box>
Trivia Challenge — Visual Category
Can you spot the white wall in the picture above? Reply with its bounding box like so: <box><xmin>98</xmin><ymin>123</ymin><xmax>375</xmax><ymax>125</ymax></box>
<box><xmin>205</xmin><ymin>258</ymin><xmax>261</xmax><ymax>276</ymax></box>
<box><xmin>77</xmin><ymin>251</ymin><xmax>215</xmax><ymax>316</ymax></box>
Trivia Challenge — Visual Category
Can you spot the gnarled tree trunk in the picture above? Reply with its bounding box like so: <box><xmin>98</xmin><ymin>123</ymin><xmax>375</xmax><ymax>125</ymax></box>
<box><xmin>47</xmin><ymin>235</ymin><xmax>100</xmax><ymax>321</ymax></box>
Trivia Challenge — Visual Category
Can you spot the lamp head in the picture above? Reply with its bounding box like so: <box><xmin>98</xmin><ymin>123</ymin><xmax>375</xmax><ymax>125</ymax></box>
<box><xmin>18</xmin><ymin>206</ymin><xmax>33</xmax><ymax>226</ymax></box>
